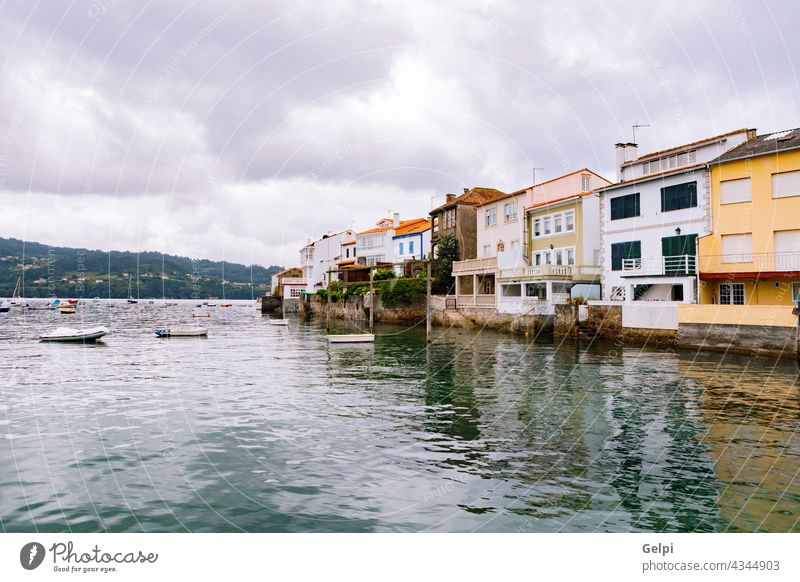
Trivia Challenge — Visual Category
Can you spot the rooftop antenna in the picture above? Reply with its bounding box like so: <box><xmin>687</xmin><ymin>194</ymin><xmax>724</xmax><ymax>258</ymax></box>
<box><xmin>632</xmin><ymin>122</ymin><xmax>650</xmax><ymax>144</ymax></box>
<box><xmin>532</xmin><ymin>167</ymin><xmax>544</xmax><ymax>187</ymax></box>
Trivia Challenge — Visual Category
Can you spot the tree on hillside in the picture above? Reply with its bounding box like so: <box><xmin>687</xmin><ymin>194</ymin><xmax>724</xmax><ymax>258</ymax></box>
<box><xmin>431</xmin><ymin>234</ymin><xmax>458</xmax><ymax>295</ymax></box>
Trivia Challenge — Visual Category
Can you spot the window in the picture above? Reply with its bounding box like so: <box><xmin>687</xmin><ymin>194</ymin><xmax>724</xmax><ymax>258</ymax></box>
<box><xmin>289</xmin><ymin>288</ymin><xmax>303</xmax><ymax>298</ymax></box>
<box><xmin>775</xmin><ymin>229</ymin><xmax>800</xmax><ymax>254</ymax></box>
<box><xmin>668</xmin><ymin>155</ymin><xmax>677</xmax><ymax>169</ymax></box>
<box><xmin>544</xmin><ymin>251</ymin><xmax>552</xmax><ymax>265</ymax></box>
<box><xmin>510</xmin><ymin>240</ymin><xmax>520</xmax><ymax>252</ymax></box>
<box><xmin>566</xmin><ymin>248</ymin><xmax>575</xmax><ymax>265</ymax></box>
<box><xmin>543</xmin><ymin>217</ymin><xmax>552</xmax><ymax>235</ymax></box>
<box><xmin>565</xmin><ymin>211</ymin><xmax>575</xmax><ymax>231</ymax></box>
<box><xmin>555</xmin><ymin>250</ymin><xmax>563</xmax><ymax>265</ymax></box>
<box><xmin>719</xmin><ymin>282</ymin><xmax>745</xmax><ymax>305</ymax></box>
<box><xmin>554</xmin><ymin>215</ymin><xmax>563</xmax><ymax>233</ymax></box>
<box><xmin>497</xmin><ymin>242</ymin><xmax>505</xmax><ymax>253</ymax></box>
<box><xmin>483</xmin><ymin>244</ymin><xmax>491</xmax><ymax>258</ymax></box>
<box><xmin>408</xmin><ymin>240</ymin><xmax>414</xmax><ymax>254</ymax></box>
<box><xmin>688</xmin><ymin>150</ymin><xmax>697</xmax><ymax>164</ymax></box>
<box><xmin>533</xmin><ymin>219</ymin><xmax>541</xmax><ymax>237</ymax></box>
<box><xmin>501</xmin><ymin>284</ymin><xmax>521</xmax><ymax>297</ymax></box>
<box><xmin>661</xmin><ymin>181</ymin><xmax>697</xmax><ymax>212</ymax></box>
<box><xmin>581</xmin><ymin>175</ymin><xmax>591</xmax><ymax>192</ymax></box>
<box><xmin>504</xmin><ymin>202</ymin><xmax>517</xmax><ymax>222</ymax></box>
<box><xmin>793</xmin><ymin>282</ymin><xmax>800</xmax><ymax>302</ymax></box>
<box><xmin>611</xmin><ymin>241</ymin><xmax>641</xmax><ymax>271</ymax></box>
<box><xmin>485</xmin><ymin>207</ymin><xmax>497</xmax><ymax>227</ymax></box>
<box><xmin>721</xmin><ymin>233</ymin><xmax>753</xmax><ymax>263</ymax></box>
<box><xmin>526</xmin><ymin>283</ymin><xmax>547</xmax><ymax>299</ymax></box>
<box><xmin>534</xmin><ymin>253</ymin><xmax>542</xmax><ymax>266</ymax></box>
<box><xmin>772</xmin><ymin>170</ymin><xmax>800</xmax><ymax>199</ymax></box>
<box><xmin>678</xmin><ymin>152</ymin><xmax>689</xmax><ymax>166</ymax></box>
<box><xmin>720</xmin><ymin>178</ymin><xmax>752</xmax><ymax>204</ymax></box>
<box><xmin>610</xmin><ymin>192</ymin><xmax>640</xmax><ymax>220</ymax></box>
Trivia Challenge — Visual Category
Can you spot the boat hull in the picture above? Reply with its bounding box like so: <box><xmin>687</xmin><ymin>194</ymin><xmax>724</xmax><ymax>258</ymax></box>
<box><xmin>326</xmin><ymin>334</ymin><xmax>375</xmax><ymax>343</ymax></box>
<box><xmin>39</xmin><ymin>327</ymin><xmax>109</xmax><ymax>343</ymax></box>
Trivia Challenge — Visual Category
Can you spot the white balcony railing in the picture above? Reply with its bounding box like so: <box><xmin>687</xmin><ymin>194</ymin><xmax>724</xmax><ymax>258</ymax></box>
<box><xmin>499</xmin><ymin>264</ymin><xmax>601</xmax><ymax>280</ymax></box>
<box><xmin>456</xmin><ymin>294</ymin><xmax>496</xmax><ymax>308</ymax></box>
<box><xmin>452</xmin><ymin>257</ymin><xmax>498</xmax><ymax>273</ymax></box>
<box><xmin>622</xmin><ymin>255</ymin><xmax>697</xmax><ymax>276</ymax></box>
<box><xmin>699</xmin><ymin>251</ymin><xmax>800</xmax><ymax>274</ymax></box>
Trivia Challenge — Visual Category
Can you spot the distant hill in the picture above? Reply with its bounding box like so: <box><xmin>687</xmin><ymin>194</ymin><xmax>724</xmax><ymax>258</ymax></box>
<box><xmin>0</xmin><ymin>238</ymin><xmax>283</xmax><ymax>299</ymax></box>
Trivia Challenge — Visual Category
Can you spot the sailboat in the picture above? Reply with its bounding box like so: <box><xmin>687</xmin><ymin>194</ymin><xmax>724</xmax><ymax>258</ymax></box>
<box><xmin>127</xmin><ymin>275</ymin><xmax>138</xmax><ymax>304</ymax></box>
<box><xmin>10</xmin><ymin>276</ymin><xmax>27</xmax><ymax>307</ymax></box>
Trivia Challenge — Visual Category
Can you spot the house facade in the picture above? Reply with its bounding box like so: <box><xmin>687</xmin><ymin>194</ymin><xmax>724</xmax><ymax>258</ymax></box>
<box><xmin>392</xmin><ymin>218</ymin><xmax>431</xmax><ymax>265</ymax></box>
<box><xmin>497</xmin><ymin>192</ymin><xmax>603</xmax><ymax>314</ymax></box>
<box><xmin>270</xmin><ymin>267</ymin><xmax>307</xmax><ymax>299</ymax></box>
<box><xmin>450</xmin><ymin>169</ymin><xmax>609</xmax><ymax>310</ymax></box>
<box><xmin>429</xmin><ymin>187</ymin><xmax>507</xmax><ymax>262</ymax></box>
<box><xmin>698</xmin><ymin>129</ymin><xmax>800</xmax><ymax>306</ymax></box>
<box><xmin>598</xmin><ymin>129</ymin><xmax>753</xmax><ymax>303</ymax></box>
<box><xmin>299</xmin><ymin>229</ymin><xmax>355</xmax><ymax>292</ymax></box>
<box><xmin>356</xmin><ymin>213</ymin><xmax>430</xmax><ymax>268</ymax></box>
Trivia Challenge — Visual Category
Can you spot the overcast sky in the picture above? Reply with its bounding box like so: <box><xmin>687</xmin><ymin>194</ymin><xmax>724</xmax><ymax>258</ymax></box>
<box><xmin>0</xmin><ymin>0</ymin><xmax>798</xmax><ymax>267</ymax></box>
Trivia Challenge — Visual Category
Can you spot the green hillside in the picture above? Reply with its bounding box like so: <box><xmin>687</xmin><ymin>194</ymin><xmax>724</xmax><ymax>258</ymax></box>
<box><xmin>0</xmin><ymin>238</ymin><xmax>283</xmax><ymax>299</ymax></box>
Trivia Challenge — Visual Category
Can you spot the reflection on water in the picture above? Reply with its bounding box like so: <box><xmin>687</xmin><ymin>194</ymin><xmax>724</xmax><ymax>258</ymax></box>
<box><xmin>0</xmin><ymin>300</ymin><xmax>798</xmax><ymax>532</ymax></box>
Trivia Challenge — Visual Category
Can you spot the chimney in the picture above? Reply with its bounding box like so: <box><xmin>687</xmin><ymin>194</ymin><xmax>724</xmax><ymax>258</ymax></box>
<box><xmin>446</xmin><ymin>193</ymin><xmax>456</xmax><ymax>202</ymax></box>
<box><xmin>615</xmin><ymin>142</ymin><xmax>638</xmax><ymax>181</ymax></box>
<box><xmin>463</xmin><ymin>188</ymin><xmax>469</xmax><ymax>194</ymax></box>
<box><xmin>392</xmin><ymin>212</ymin><xmax>400</xmax><ymax>228</ymax></box>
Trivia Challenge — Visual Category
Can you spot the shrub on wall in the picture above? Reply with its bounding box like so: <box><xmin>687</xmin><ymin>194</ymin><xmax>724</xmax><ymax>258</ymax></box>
<box><xmin>373</xmin><ymin>269</ymin><xmax>396</xmax><ymax>281</ymax></box>
<box><xmin>377</xmin><ymin>278</ymin><xmax>425</xmax><ymax>308</ymax></box>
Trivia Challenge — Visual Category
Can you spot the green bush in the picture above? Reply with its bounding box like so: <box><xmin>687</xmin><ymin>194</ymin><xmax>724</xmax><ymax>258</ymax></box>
<box><xmin>377</xmin><ymin>278</ymin><xmax>425</xmax><ymax>308</ymax></box>
<box><xmin>373</xmin><ymin>269</ymin><xmax>396</xmax><ymax>281</ymax></box>
<box><xmin>346</xmin><ymin>284</ymin><xmax>369</xmax><ymax>296</ymax></box>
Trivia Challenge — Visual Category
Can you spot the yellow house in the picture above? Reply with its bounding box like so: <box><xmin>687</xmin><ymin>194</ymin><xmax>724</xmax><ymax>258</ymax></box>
<box><xmin>699</xmin><ymin>129</ymin><xmax>800</xmax><ymax>306</ymax></box>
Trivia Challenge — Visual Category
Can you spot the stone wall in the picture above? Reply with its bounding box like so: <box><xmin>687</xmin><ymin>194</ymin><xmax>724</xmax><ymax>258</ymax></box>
<box><xmin>434</xmin><ymin>308</ymin><xmax>553</xmax><ymax>335</ymax></box>
<box><xmin>302</xmin><ymin>294</ymin><xmax>425</xmax><ymax>324</ymax></box>
<box><xmin>679</xmin><ymin>323</ymin><xmax>798</xmax><ymax>359</ymax></box>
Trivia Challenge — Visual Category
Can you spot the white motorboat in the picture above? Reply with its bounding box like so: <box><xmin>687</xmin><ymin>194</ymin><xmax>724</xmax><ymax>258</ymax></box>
<box><xmin>269</xmin><ymin>319</ymin><xmax>289</xmax><ymax>326</ymax></box>
<box><xmin>326</xmin><ymin>333</ymin><xmax>375</xmax><ymax>343</ymax></box>
<box><xmin>0</xmin><ymin>301</ymin><xmax>10</xmax><ymax>313</ymax></box>
<box><xmin>155</xmin><ymin>327</ymin><xmax>208</xmax><ymax>338</ymax></box>
<box><xmin>39</xmin><ymin>326</ymin><xmax>109</xmax><ymax>343</ymax></box>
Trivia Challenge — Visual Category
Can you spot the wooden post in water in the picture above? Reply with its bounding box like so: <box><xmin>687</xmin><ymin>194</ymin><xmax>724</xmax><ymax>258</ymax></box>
<box><xmin>369</xmin><ymin>265</ymin><xmax>374</xmax><ymax>334</ymax></box>
<box><xmin>426</xmin><ymin>258</ymin><xmax>432</xmax><ymax>343</ymax></box>
<box><xmin>326</xmin><ymin>267</ymin><xmax>331</xmax><ymax>333</ymax></box>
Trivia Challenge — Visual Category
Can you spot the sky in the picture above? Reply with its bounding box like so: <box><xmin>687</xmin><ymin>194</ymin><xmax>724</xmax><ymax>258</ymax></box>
<box><xmin>0</xmin><ymin>0</ymin><xmax>798</xmax><ymax>267</ymax></box>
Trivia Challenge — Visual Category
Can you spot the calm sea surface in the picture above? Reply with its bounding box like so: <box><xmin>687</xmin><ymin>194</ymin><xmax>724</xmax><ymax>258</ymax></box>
<box><xmin>0</xmin><ymin>299</ymin><xmax>798</xmax><ymax>532</ymax></box>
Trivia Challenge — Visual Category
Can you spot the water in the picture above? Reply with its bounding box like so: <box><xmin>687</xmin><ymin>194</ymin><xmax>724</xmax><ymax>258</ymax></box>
<box><xmin>0</xmin><ymin>300</ymin><xmax>798</xmax><ymax>532</ymax></box>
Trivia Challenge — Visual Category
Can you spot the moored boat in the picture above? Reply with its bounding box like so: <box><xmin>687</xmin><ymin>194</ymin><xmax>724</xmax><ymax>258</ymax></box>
<box><xmin>269</xmin><ymin>319</ymin><xmax>289</xmax><ymax>326</ymax></box>
<box><xmin>39</xmin><ymin>326</ymin><xmax>109</xmax><ymax>343</ymax></box>
<box><xmin>0</xmin><ymin>301</ymin><xmax>10</xmax><ymax>313</ymax></box>
<box><xmin>326</xmin><ymin>333</ymin><xmax>375</xmax><ymax>343</ymax></box>
<box><xmin>154</xmin><ymin>327</ymin><xmax>208</xmax><ymax>338</ymax></box>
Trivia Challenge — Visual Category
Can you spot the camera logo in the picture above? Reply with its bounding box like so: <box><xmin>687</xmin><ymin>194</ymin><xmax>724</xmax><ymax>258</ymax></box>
<box><xmin>20</xmin><ymin>542</ymin><xmax>46</xmax><ymax>570</ymax></box>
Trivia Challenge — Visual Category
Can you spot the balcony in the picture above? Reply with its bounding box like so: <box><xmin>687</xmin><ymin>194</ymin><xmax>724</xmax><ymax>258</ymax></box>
<box><xmin>455</xmin><ymin>294</ymin><xmax>496</xmax><ymax>308</ymax></box>
<box><xmin>452</xmin><ymin>257</ymin><xmax>497</xmax><ymax>274</ymax></box>
<box><xmin>499</xmin><ymin>264</ymin><xmax>601</xmax><ymax>281</ymax></box>
<box><xmin>699</xmin><ymin>252</ymin><xmax>800</xmax><ymax>275</ymax></box>
<box><xmin>622</xmin><ymin>255</ymin><xmax>697</xmax><ymax>277</ymax></box>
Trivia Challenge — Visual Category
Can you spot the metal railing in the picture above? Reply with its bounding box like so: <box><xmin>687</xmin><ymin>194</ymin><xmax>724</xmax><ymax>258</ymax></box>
<box><xmin>452</xmin><ymin>257</ymin><xmax>498</xmax><ymax>273</ymax></box>
<box><xmin>499</xmin><ymin>264</ymin><xmax>601</xmax><ymax>280</ymax></box>
<box><xmin>622</xmin><ymin>255</ymin><xmax>697</xmax><ymax>276</ymax></box>
<box><xmin>699</xmin><ymin>251</ymin><xmax>800</xmax><ymax>273</ymax></box>
<box><xmin>280</xmin><ymin>277</ymin><xmax>308</xmax><ymax>286</ymax></box>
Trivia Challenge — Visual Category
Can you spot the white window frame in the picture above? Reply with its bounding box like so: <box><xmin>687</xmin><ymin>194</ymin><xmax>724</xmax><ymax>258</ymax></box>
<box><xmin>554</xmin><ymin>215</ymin><xmax>563</xmax><ymax>234</ymax></box>
<box><xmin>581</xmin><ymin>175</ymin><xmax>591</xmax><ymax>192</ymax></box>
<box><xmin>564</xmin><ymin>210</ymin><xmax>575</xmax><ymax>232</ymax></box>
<box><xmin>543</xmin><ymin>217</ymin><xmax>552</xmax><ymax>235</ymax></box>
<box><xmin>533</xmin><ymin>218</ymin><xmax>541</xmax><ymax>237</ymax></box>
<box><xmin>566</xmin><ymin>248</ymin><xmax>575</xmax><ymax>265</ymax></box>
<box><xmin>719</xmin><ymin>282</ymin><xmax>745</xmax><ymax>305</ymax></box>
<box><xmin>772</xmin><ymin>170</ymin><xmax>800</xmax><ymax>199</ymax></box>
<box><xmin>483</xmin><ymin>244</ymin><xmax>491</xmax><ymax>258</ymax></box>
<box><xmin>720</xmin><ymin>177</ymin><xmax>752</xmax><ymax>205</ymax></box>
<box><xmin>504</xmin><ymin>201</ymin><xmax>517</xmax><ymax>222</ymax></box>
<box><xmin>485</xmin><ymin>207</ymin><xmax>497</xmax><ymax>227</ymax></box>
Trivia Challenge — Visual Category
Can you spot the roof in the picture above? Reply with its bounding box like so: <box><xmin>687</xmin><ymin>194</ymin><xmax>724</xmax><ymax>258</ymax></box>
<box><xmin>273</xmin><ymin>267</ymin><xmax>303</xmax><ymax>277</ymax></box>
<box><xmin>337</xmin><ymin>259</ymin><xmax>356</xmax><ymax>266</ymax></box>
<box><xmin>711</xmin><ymin>128</ymin><xmax>800</xmax><ymax>164</ymax></box>
<box><xmin>595</xmin><ymin>163</ymin><xmax>707</xmax><ymax>193</ymax></box>
<box><xmin>357</xmin><ymin>217</ymin><xmax>430</xmax><ymax>236</ymax></box>
<box><xmin>393</xmin><ymin>218</ymin><xmax>430</xmax><ymax>237</ymax></box>
<box><xmin>341</xmin><ymin>239</ymin><xmax>355</xmax><ymax>245</ymax></box>
<box><xmin>525</xmin><ymin>191</ymin><xmax>593</xmax><ymax>211</ymax></box>
<box><xmin>430</xmin><ymin>187</ymin><xmax>507</xmax><ymax>214</ymax></box>
<box><xmin>509</xmin><ymin>168</ymin><xmax>610</xmax><ymax>196</ymax></box>
<box><xmin>622</xmin><ymin>128</ymin><xmax>752</xmax><ymax>167</ymax></box>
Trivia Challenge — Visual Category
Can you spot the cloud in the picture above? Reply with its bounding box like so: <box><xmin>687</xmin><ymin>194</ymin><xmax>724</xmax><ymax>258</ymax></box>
<box><xmin>1</xmin><ymin>0</ymin><xmax>798</xmax><ymax>265</ymax></box>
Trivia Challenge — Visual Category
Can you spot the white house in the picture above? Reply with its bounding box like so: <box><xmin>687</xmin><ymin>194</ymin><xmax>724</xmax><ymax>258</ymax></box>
<box><xmin>299</xmin><ymin>229</ymin><xmax>355</xmax><ymax>292</ymax></box>
<box><xmin>452</xmin><ymin>168</ymin><xmax>610</xmax><ymax>309</ymax></box>
<box><xmin>356</xmin><ymin>213</ymin><xmax>430</xmax><ymax>268</ymax></box>
<box><xmin>597</xmin><ymin>128</ymin><xmax>753</xmax><ymax>303</ymax></box>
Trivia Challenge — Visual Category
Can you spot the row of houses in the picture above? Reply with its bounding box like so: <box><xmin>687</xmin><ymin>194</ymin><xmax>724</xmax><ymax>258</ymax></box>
<box><xmin>271</xmin><ymin>213</ymin><xmax>433</xmax><ymax>298</ymax></box>
<box><xmin>439</xmin><ymin>127</ymin><xmax>800</xmax><ymax>315</ymax></box>
<box><xmin>274</xmin><ymin>126</ymin><xmax>800</xmax><ymax>315</ymax></box>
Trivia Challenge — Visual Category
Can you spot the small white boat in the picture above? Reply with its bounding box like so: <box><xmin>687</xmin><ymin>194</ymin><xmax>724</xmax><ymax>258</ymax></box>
<box><xmin>326</xmin><ymin>333</ymin><xmax>375</xmax><ymax>343</ymax></box>
<box><xmin>155</xmin><ymin>327</ymin><xmax>208</xmax><ymax>338</ymax></box>
<box><xmin>39</xmin><ymin>326</ymin><xmax>109</xmax><ymax>343</ymax></box>
<box><xmin>59</xmin><ymin>306</ymin><xmax>76</xmax><ymax>314</ymax></box>
<box><xmin>0</xmin><ymin>301</ymin><xmax>10</xmax><ymax>313</ymax></box>
<box><xmin>269</xmin><ymin>319</ymin><xmax>289</xmax><ymax>326</ymax></box>
<box><xmin>192</xmin><ymin>312</ymin><xmax>211</xmax><ymax>318</ymax></box>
